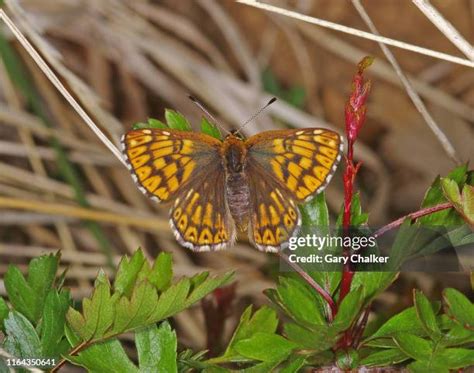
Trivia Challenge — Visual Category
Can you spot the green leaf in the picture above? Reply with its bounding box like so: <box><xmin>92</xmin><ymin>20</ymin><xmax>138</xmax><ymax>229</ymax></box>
<box><xmin>431</xmin><ymin>348</ymin><xmax>474</xmax><ymax>369</ymax></box>
<box><xmin>393</xmin><ymin>334</ymin><xmax>432</xmax><ymax>361</ymax></box>
<box><xmin>110</xmin><ymin>281</ymin><xmax>158</xmax><ymax>336</ymax></box>
<box><xmin>4</xmin><ymin>253</ymin><xmax>59</xmax><ymax>324</ymax></box>
<box><xmin>300</xmin><ymin>191</ymin><xmax>329</xmax><ymax>227</ymax></box>
<box><xmin>443</xmin><ymin>288</ymin><xmax>474</xmax><ymax>329</ymax></box>
<box><xmin>441</xmin><ymin>178</ymin><xmax>461</xmax><ymax>205</ymax></box>
<box><xmin>40</xmin><ymin>290</ymin><xmax>71</xmax><ymax>358</ymax></box>
<box><xmin>234</xmin><ymin>332</ymin><xmax>297</xmax><ymax>362</ymax></box>
<box><xmin>148</xmin><ymin>252</ymin><xmax>173</xmax><ymax>292</ymax></box>
<box><xmin>408</xmin><ymin>360</ymin><xmax>448</xmax><ymax>373</ymax></box>
<box><xmin>3</xmin><ymin>311</ymin><xmax>42</xmax><ymax>359</ymax></box>
<box><xmin>441</xmin><ymin>324</ymin><xmax>474</xmax><ymax>347</ymax></box>
<box><xmin>414</xmin><ymin>290</ymin><xmax>441</xmax><ymax>339</ymax></box>
<box><xmin>200</xmin><ymin>117</ymin><xmax>221</xmax><ymax>140</ymax></box>
<box><xmin>0</xmin><ymin>297</ymin><xmax>8</xmax><ymax>332</ymax></box>
<box><xmin>148</xmin><ymin>118</ymin><xmax>168</xmax><ymax>129</ymax></box>
<box><xmin>283</xmin><ymin>322</ymin><xmax>334</xmax><ymax>351</ymax></box>
<box><xmin>136</xmin><ymin>321</ymin><xmax>177</xmax><ymax>373</ymax></box>
<box><xmin>418</xmin><ymin>165</ymin><xmax>468</xmax><ymax>225</ymax></box>
<box><xmin>279</xmin><ymin>356</ymin><xmax>306</xmax><ymax>373</ymax></box>
<box><xmin>114</xmin><ymin>249</ymin><xmax>147</xmax><ymax>297</ymax></box>
<box><xmin>276</xmin><ymin>277</ymin><xmax>326</xmax><ymax>325</ymax></box>
<box><xmin>351</xmin><ymin>272</ymin><xmax>397</xmax><ymax>306</ymax></box>
<box><xmin>331</xmin><ymin>286</ymin><xmax>363</xmax><ymax>332</ymax></box>
<box><xmin>67</xmin><ymin>338</ymin><xmax>139</xmax><ymax>373</ymax></box>
<box><xmin>367</xmin><ymin>303</ymin><xmax>440</xmax><ymax>341</ymax></box>
<box><xmin>359</xmin><ymin>348</ymin><xmax>409</xmax><ymax>367</ymax></box>
<box><xmin>220</xmin><ymin>306</ymin><xmax>278</xmax><ymax>362</ymax></box>
<box><xmin>165</xmin><ymin>109</ymin><xmax>191</xmax><ymax>131</ymax></box>
<box><xmin>461</xmin><ymin>184</ymin><xmax>474</xmax><ymax>224</ymax></box>
<box><xmin>67</xmin><ymin>274</ymin><xmax>116</xmax><ymax>341</ymax></box>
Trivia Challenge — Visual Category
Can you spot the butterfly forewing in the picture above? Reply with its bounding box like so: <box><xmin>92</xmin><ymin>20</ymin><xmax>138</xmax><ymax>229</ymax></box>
<box><xmin>121</xmin><ymin>129</ymin><xmax>222</xmax><ymax>203</ymax></box>
<box><xmin>246</xmin><ymin>128</ymin><xmax>343</xmax><ymax>203</ymax></box>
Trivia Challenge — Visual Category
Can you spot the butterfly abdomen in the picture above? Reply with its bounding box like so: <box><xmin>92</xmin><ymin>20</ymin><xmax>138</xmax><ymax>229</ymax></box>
<box><xmin>226</xmin><ymin>171</ymin><xmax>250</xmax><ymax>230</ymax></box>
<box><xmin>223</xmin><ymin>136</ymin><xmax>250</xmax><ymax>230</ymax></box>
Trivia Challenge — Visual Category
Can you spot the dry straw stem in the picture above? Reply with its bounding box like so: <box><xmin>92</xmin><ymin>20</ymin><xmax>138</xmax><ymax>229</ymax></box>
<box><xmin>0</xmin><ymin>196</ymin><xmax>169</xmax><ymax>232</ymax></box>
<box><xmin>237</xmin><ymin>0</ymin><xmax>474</xmax><ymax>68</ymax></box>
<box><xmin>296</xmin><ymin>23</ymin><xmax>474</xmax><ymax>122</ymax></box>
<box><xmin>3</xmin><ymin>0</ymin><xmax>126</xmax><ymax>151</ymax></box>
<box><xmin>412</xmin><ymin>0</ymin><xmax>474</xmax><ymax>61</ymax></box>
<box><xmin>352</xmin><ymin>0</ymin><xmax>460</xmax><ymax>165</ymax></box>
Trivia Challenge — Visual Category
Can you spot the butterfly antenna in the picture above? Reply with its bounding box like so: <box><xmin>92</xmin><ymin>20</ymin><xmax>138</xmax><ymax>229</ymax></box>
<box><xmin>188</xmin><ymin>95</ymin><xmax>230</xmax><ymax>134</ymax></box>
<box><xmin>234</xmin><ymin>97</ymin><xmax>277</xmax><ymax>135</ymax></box>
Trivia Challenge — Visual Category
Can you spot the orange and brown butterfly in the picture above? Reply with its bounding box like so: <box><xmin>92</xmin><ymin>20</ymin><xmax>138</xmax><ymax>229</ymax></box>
<box><xmin>121</xmin><ymin>106</ymin><xmax>343</xmax><ymax>253</ymax></box>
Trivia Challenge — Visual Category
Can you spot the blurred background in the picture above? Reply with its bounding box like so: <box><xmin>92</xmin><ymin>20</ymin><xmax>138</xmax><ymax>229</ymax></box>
<box><xmin>0</xmin><ymin>0</ymin><xmax>473</xmax><ymax>352</ymax></box>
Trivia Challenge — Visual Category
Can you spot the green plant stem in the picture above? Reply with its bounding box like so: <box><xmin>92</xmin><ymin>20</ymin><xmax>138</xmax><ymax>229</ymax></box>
<box><xmin>51</xmin><ymin>341</ymin><xmax>88</xmax><ymax>373</ymax></box>
<box><xmin>373</xmin><ymin>202</ymin><xmax>452</xmax><ymax>238</ymax></box>
<box><xmin>278</xmin><ymin>252</ymin><xmax>336</xmax><ymax>320</ymax></box>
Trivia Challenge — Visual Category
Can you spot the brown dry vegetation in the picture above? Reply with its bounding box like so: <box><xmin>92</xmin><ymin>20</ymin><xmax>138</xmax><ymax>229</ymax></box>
<box><xmin>0</xmin><ymin>0</ymin><xmax>473</xmax><ymax>352</ymax></box>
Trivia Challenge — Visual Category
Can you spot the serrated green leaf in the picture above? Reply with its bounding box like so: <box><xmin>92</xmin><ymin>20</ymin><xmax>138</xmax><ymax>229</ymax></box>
<box><xmin>151</xmin><ymin>278</ymin><xmax>191</xmax><ymax>321</ymax></box>
<box><xmin>443</xmin><ymin>288</ymin><xmax>474</xmax><ymax>329</ymax></box>
<box><xmin>68</xmin><ymin>280</ymin><xmax>115</xmax><ymax>341</ymax></box>
<box><xmin>359</xmin><ymin>348</ymin><xmax>409</xmax><ymax>367</ymax></box>
<box><xmin>148</xmin><ymin>252</ymin><xmax>173</xmax><ymax>292</ymax></box>
<box><xmin>4</xmin><ymin>266</ymin><xmax>37</xmax><ymax>323</ymax></box>
<box><xmin>0</xmin><ymin>297</ymin><xmax>8</xmax><ymax>332</ymax></box>
<box><xmin>234</xmin><ymin>332</ymin><xmax>297</xmax><ymax>362</ymax></box>
<box><xmin>183</xmin><ymin>272</ymin><xmax>233</xmax><ymax>308</ymax></box>
<box><xmin>136</xmin><ymin>322</ymin><xmax>177</xmax><ymax>373</ymax></box>
<box><xmin>110</xmin><ymin>281</ymin><xmax>158</xmax><ymax>336</ymax></box>
<box><xmin>393</xmin><ymin>334</ymin><xmax>432</xmax><ymax>360</ymax></box>
<box><xmin>200</xmin><ymin>117</ymin><xmax>221</xmax><ymax>139</ymax></box>
<box><xmin>67</xmin><ymin>338</ymin><xmax>139</xmax><ymax>373</ymax></box>
<box><xmin>114</xmin><ymin>249</ymin><xmax>147</xmax><ymax>298</ymax></box>
<box><xmin>165</xmin><ymin>109</ymin><xmax>191</xmax><ymax>131</ymax></box>
<box><xmin>331</xmin><ymin>286</ymin><xmax>363</xmax><ymax>332</ymax></box>
<box><xmin>41</xmin><ymin>290</ymin><xmax>71</xmax><ymax>357</ymax></box>
<box><xmin>4</xmin><ymin>253</ymin><xmax>59</xmax><ymax>327</ymax></box>
<box><xmin>3</xmin><ymin>311</ymin><xmax>42</xmax><ymax>359</ymax></box>
<box><xmin>414</xmin><ymin>290</ymin><xmax>441</xmax><ymax>339</ymax></box>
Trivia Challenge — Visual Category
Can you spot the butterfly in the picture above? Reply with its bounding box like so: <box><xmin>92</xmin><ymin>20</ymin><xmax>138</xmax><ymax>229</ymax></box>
<box><xmin>121</xmin><ymin>127</ymin><xmax>343</xmax><ymax>252</ymax></box>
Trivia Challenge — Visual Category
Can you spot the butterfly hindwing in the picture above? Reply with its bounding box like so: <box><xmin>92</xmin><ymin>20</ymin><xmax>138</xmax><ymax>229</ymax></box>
<box><xmin>170</xmin><ymin>162</ymin><xmax>235</xmax><ymax>251</ymax></box>
<box><xmin>246</xmin><ymin>128</ymin><xmax>343</xmax><ymax>202</ymax></box>
<box><xmin>121</xmin><ymin>129</ymin><xmax>222</xmax><ymax>203</ymax></box>
<box><xmin>247</xmin><ymin>161</ymin><xmax>301</xmax><ymax>252</ymax></box>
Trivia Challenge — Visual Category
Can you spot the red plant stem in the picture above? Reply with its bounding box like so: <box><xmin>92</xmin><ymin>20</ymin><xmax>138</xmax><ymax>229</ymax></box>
<box><xmin>279</xmin><ymin>252</ymin><xmax>336</xmax><ymax>321</ymax></box>
<box><xmin>352</xmin><ymin>306</ymin><xmax>370</xmax><ymax>348</ymax></box>
<box><xmin>373</xmin><ymin>202</ymin><xmax>452</xmax><ymax>238</ymax></box>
